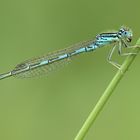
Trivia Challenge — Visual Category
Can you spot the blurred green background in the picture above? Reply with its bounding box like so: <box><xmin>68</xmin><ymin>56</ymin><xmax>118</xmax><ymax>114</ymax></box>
<box><xmin>0</xmin><ymin>0</ymin><xmax>140</xmax><ymax>140</ymax></box>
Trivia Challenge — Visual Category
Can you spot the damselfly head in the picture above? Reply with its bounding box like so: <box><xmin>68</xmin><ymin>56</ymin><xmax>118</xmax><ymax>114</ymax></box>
<box><xmin>118</xmin><ymin>26</ymin><xmax>133</xmax><ymax>42</ymax></box>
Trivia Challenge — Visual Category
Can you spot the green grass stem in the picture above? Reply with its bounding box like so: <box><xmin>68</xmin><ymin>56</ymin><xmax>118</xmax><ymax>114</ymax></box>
<box><xmin>74</xmin><ymin>38</ymin><xmax>140</xmax><ymax>140</ymax></box>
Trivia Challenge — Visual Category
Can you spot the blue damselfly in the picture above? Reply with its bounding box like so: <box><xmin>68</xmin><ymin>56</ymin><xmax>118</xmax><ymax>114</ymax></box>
<box><xmin>0</xmin><ymin>26</ymin><xmax>134</xmax><ymax>80</ymax></box>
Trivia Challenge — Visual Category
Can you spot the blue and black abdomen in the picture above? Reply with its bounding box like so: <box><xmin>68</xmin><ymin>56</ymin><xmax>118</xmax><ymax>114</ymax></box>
<box><xmin>12</xmin><ymin>39</ymin><xmax>96</xmax><ymax>78</ymax></box>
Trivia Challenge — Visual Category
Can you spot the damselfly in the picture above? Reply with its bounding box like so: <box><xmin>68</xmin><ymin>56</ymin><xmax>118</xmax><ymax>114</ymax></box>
<box><xmin>0</xmin><ymin>26</ymin><xmax>134</xmax><ymax>80</ymax></box>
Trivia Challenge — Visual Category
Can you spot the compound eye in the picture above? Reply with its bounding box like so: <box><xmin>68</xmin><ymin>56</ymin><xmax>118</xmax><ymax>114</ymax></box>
<box><xmin>124</xmin><ymin>31</ymin><xmax>127</xmax><ymax>35</ymax></box>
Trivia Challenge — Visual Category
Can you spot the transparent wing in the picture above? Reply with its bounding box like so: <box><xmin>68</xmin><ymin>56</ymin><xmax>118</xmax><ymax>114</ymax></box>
<box><xmin>13</xmin><ymin>39</ymin><xmax>94</xmax><ymax>78</ymax></box>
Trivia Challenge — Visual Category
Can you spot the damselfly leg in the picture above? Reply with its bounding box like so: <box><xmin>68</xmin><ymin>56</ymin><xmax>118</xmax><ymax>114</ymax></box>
<box><xmin>107</xmin><ymin>44</ymin><xmax>121</xmax><ymax>69</ymax></box>
<box><xmin>118</xmin><ymin>40</ymin><xmax>137</xmax><ymax>56</ymax></box>
<box><xmin>107</xmin><ymin>40</ymin><xmax>137</xmax><ymax>70</ymax></box>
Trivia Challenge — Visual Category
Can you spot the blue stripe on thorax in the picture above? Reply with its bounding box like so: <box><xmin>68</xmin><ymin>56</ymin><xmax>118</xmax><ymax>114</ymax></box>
<box><xmin>95</xmin><ymin>33</ymin><xmax>119</xmax><ymax>47</ymax></box>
